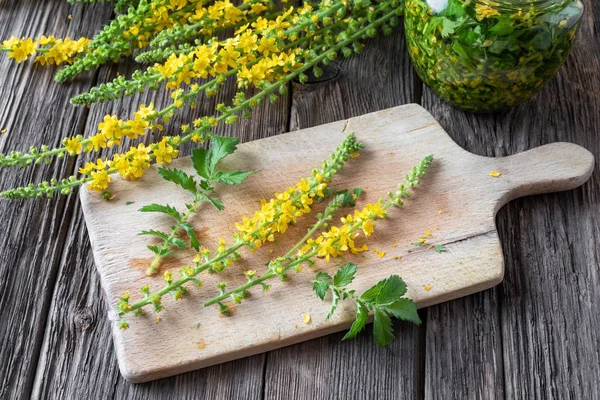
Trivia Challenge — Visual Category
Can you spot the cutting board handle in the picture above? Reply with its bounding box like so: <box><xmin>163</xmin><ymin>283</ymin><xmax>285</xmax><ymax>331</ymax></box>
<box><xmin>493</xmin><ymin>142</ymin><xmax>594</xmax><ymax>207</ymax></box>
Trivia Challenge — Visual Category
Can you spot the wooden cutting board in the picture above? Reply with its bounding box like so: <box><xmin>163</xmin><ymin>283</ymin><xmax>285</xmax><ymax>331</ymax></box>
<box><xmin>80</xmin><ymin>104</ymin><xmax>594</xmax><ymax>383</ymax></box>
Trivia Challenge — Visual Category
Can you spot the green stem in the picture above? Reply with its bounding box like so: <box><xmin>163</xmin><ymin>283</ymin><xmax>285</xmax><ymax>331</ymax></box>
<box><xmin>203</xmin><ymin>249</ymin><xmax>318</xmax><ymax>307</ymax></box>
<box><xmin>146</xmin><ymin>202</ymin><xmax>197</xmax><ymax>276</ymax></box>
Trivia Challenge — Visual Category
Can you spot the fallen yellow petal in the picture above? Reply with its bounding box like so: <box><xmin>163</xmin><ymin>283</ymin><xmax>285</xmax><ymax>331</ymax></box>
<box><xmin>489</xmin><ymin>170</ymin><xmax>501</xmax><ymax>178</ymax></box>
<box><xmin>303</xmin><ymin>314</ymin><xmax>311</xmax><ymax>324</ymax></box>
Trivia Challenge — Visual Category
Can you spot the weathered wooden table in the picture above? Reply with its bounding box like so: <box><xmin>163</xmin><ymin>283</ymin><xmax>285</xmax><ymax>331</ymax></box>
<box><xmin>0</xmin><ymin>1</ymin><xmax>598</xmax><ymax>399</ymax></box>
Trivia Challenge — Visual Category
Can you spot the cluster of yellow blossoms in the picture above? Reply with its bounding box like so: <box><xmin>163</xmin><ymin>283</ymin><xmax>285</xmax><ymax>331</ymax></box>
<box><xmin>0</xmin><ymin>36</ymin><xmax>90</xmax><ymax>64</ymax></box>
<box><xmin>301</xmin><ymin>202</ymin><xmax>388</xmax><ymax>261</ymax></box>
<box><xmin>0</xmin><ymin>0</ymin><xmax>401</xmax><ymax>200</ymax></box>
<box><xmin>235</xmin><ymin>176</ymin><xmax>327</xmax><ymax>251</ymax></box>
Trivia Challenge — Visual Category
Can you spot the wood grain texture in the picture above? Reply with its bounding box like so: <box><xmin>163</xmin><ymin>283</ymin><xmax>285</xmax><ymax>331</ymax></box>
<box><xmin>0</xmin><ymin>0</ymin><xmax>597</xmax><ymax>398</ymax></box>
<box><xmin>28</xmin><ymin>48</ymin><xmax>289</xmax><ymax>398</ymax></box>
<box><xmin>264</xmin><ymin>26</ymin><xmax>426</xmax><ymax>400</ymax></box>
<box><xmin>80</xmin><ymin>103</ymin><xmax>592</xmax><ymax>382</ymax></box>
<box><xmin>421</xmin><ymin>0</ymin><xmax>600</xmax><ymax>398</ymax></box>
<box><xmin>0</xmin><ymin>1</ymin><xmax>114</xmax><ymax>399</ymax></box>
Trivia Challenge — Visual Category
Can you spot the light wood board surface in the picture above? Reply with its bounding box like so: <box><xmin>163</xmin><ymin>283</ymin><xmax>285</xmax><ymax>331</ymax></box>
<box><xmin>79</xmin><ymin>104</ymin><xmax>594</xmax><ymax>383</ymax></box>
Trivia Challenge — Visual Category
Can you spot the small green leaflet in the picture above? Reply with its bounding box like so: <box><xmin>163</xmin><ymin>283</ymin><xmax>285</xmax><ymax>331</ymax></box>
<box><xmin>212</xmin><ymin>170</ymin><xmax>257</xmax><ymax>185</ymax></box>
<box><xmin>171</xmin><ymin>237</ymin><xmax>186</xmax><ymax>249</ymax></box>
<box><xmin>435</xmin><ymin>244</ymin><xmax>447</xmax><ymax>253</ymax></box>
<box><xmin>333</xmin><ymin>263</ymin><xmax>357</xmax><ymax>287</ymax></box>
<box><xmin>312</xmin><ymin>272</ymin><xmax>331</xmax><ymax>300</ymax></box>
<box><xmin>375</xmin><ymin>275</ymin><xmax>407</xmax><ymax>305</ymax></box>
<box><xmin>139</xmin><ymin>229</ymin><xmax>169</xmax><ymax>240</ymax></box>
<box><xmin>139</xmin><ymin>203</ymin><xmax>181</xmax><ymax>222</ymax></box>
<box><xmin>326</xmin><ymin>289</ymin><xmax>340</xmax><ymax>320</ymax></box>
<box><xmin>180</xmin><ymin>222</ymin><xmax>200</xmax><ymax>252</ymax></box>
<box><xmin>342</xmin><ymin>302</ymin><xmax>368</xmax><ymax>340</ymax></box>
<box><xmin>373</xmin><ymin>308</ymin><xmax>395</xmax><ymax>347</ymax></box>
<box><xmin>158</xmin><ymin>167</ymin><xmax>197</xmax><ymax>194</ymax></box>
<box><xmin>381</xmin><ymin>299</ymin><xmax>421</xmax><ymax>325</ymax></box>
<box><xmin>192</xmin><ymin>136</ymin><xmax>240</xmax><ymax>180</ymax></box>
<box><xmin>357</xmin><ymin>279</ymin><xmax>385</xmax><ymax>303</ymax></box>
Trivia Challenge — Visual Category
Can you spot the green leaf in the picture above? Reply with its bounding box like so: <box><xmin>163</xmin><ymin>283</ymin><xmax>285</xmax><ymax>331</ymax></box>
<box><xmin>441</xmin><ymin>18</ymin><xmax>460</xmax><ymax>38</ymax></box>
<box><xmin>139</xmin><ymin>229</ymin><xmax>169</xmax><ymax>240</ymax></box>
<box><xmin>342</xmin><ymin>301</ymin><xmax>369</xmax><ymax>340</ymax></box>
<box><xmin>489</xmin><ymin>17</ymin><xmax>515</xmax><ymax>36</ymax></box>
<box><xmin>316</xmin><ymin>272</ymin><xmax>332</xmax><ymax>282</ymax></box>
<box><xmin>192</xmin><ymin>136</ymin><xmax>240</xmax><ymax>179</ymax></box>
<box><xmin>326</xmin><ymin>288</ymin><xmax>340</xmax><ymax>319</ymax></box>
<box><xmin>435</xmin><ymin>244</ymin><xmax>447</xmax><ymax>253</ymax></box>
<box><xmin>213</xmin><ymin>170</ymin><xmax>258</xmax><ymax>185</ymax></box>
<box><xmin>139</xmin><ymin>204</ymin><xmax>181</xmax><ymax>222</ymax></box>
<box><xmin>206</xmin><ymin>196</ymin><xmax>225</xmax><ymax>211</ymax></box>
<box><xmin>359</xmin><ymin>280</ymin><xmax>385</xmax><ymax>304</ymax></box>
<box><xmin>158</xmin><ymin>167</ymin><xmax>197</xmax><ymax>194</ymax></box>
<box><xmin>180</xmin><ymin>222</ymin><xmax>200</xmax><ymax>252</ymax></box>
<box><xmin>373</xmin><ymin>308</ymin><xmax>395</xmax><ymax>347</ymax></box>
<box><xmin>147</xmin><ymin>245</ymin><xmax>160</xmax><ymax>254</ymax></box>
<box><xmin>381</xmin><ymin>298</ymin><xmax>421</xmax><ymax>325</ymax></box>
<box><xmin>333</xmin><ymin>263</ymin><xmax>357</xmax><ymax>287</ymax></box>
<box><xmin>171</xmin><ymin>237</ymin><xmax>187</xmax><ymax>249</ymax></box>
<box><xmin>313</xmin><ymin>272</ymin><xmax>332</xmax><ymax>300</ymax></box>
<box><xmin>376</xmin><ymin>275</ymin><xmax>407</xmax><ymax>305</ymax></box>
<box><xmin>312</xmin><ymin>280</ymin><xmax>330</xmax><ymax>300</ymax></box>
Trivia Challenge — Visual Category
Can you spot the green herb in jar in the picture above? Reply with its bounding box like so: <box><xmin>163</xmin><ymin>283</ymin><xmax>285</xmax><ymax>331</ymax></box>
<box><xmin>405</xmin><ymin>0</ymin><xmax>584</xmax><ymax>112</ymax></box>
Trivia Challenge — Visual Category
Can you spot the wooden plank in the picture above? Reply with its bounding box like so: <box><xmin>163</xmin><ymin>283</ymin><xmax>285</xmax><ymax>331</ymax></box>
<box><xmin>30</xmin><ymin>53</ymin><xmax>290</xmax><ymax>397</ymax></box>
<box><xmin>264</xmin><ymin>26</ymin><xmax>426</xmax><ymax>400</ymax></box>
<box><xmin>422</xmin><ymin>0</ymin><xmax>600</xmax><ymax>398</ymax></box>
<box><xmin>0</xmin><ymin>2</ymin><xmax>114</xmax><ymax>399</ymax></box>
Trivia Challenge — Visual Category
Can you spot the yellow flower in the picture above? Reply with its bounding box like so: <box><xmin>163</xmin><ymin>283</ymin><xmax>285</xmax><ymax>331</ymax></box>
<box><xmin>87</xmin><ymin>133</ymin><xmax>107</xmax><ymax>152</ymax></box>
<box><xmin>88</xmin><ymin>170</ymin><xmax>111</xmax><ymax>192</ymax></box>
<box><xmin>153</xmin><ymin>137</ymin><xmax>179</xmax><ymax>164</ymax></box>
<box><xmin>4</xmin><ymin>37</ymin><xmax>36</xmax><ymax>63</ymax></box>
<box><xmin>98</xmin><ymin>114</ymin><xmax>123</xmax><ymax>141</ymax></box>
<box><xmin>78</xmin><ymin>162</ymin><xmax>95</xmax><ymax>175</ymax></box>
<box><xmin>257</xmin><ymin>37</ymin><xmax>278</xmax><ymax>56</ymax></box>
<box><xmin>65</xmin><ymin>137</ymin><xmax>83</xmax><ymax>155</ymax></box>
<box><xmin>134</xmin><ymin>103</ymin><xmax>155</xmax><ymax>120</ymax></box>
<box><xmin>475</xmin><ymin>4</ymin><xmax>501</xmax><ymax>21</ymax></box>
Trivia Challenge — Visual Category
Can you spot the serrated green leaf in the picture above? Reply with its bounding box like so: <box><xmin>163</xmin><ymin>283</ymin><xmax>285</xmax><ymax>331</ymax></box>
<box><xmin>192</xmin><ymin>136</ymin><xmax>240</xmax><ymax>180</ymax></box>
<box><xmin>326</xmin><ymin>288</ymin><xmax>340</xmax><ymax>319</ymax></box>
<box><xmin>139</xmin><ymin>203</ymin><xmax>181</xmax><ymax>222</ymax></box>
<box><xmin>312</xmin><ymin>280</ymin><xmax>330</xmax><ymax>300</ymax></box>
<box><xmin>180</xmin><ymin>222</ymin><xmax>200</xmax><ymax>251</ymax></box>
<box><xmin>147</xmin><ymin>245</ymin><xmax>160</xmax><ymax>254</ymax></box>
<box><xmin>316</xmin><ymin>272</ymin><xmax>332</xmax><ymax>282</ymax></box>
<box><xmin>171</xmin><ymin>237</ymin><xmax>187</xmax><ymax>249</ymax></box>
<box><xmin>359</xmin><ymin>280</ymin><xmax>385</xmax><ymax>304</ymax></box>
<box><xmin>376</xmin><ymin>275</ymin><xmax>407</xmax><ymax>305</ymax></box>
<box><xmin>333</xmin><ymin>263</ymin><xmax>357</xmax><ymax>287</ymax></box>
<box><xmin>381</xmin><ymin>298</ymin><xmax>421</xmax><ymax>325</ymax></box>
<box><xmin>213</xmin><ymin>170</ymin><xmax>258</xmax><ymax>185</ymax></box>
<box><xmin>139</xmin><ymin>229</ymin><xmax>169</xmax><ymax>240</ymax></box>
<box><xmin>373</xmin><ymin>308</ymin><xmax>395</xmax><ymax>347</ymax></box>
<box><xmin>441</xmin><ymin>18</ymin><xmax>460</xmax><ymax>38</ymax></box>
<box><xmin>207</xmin><ymin>196</ymin><xmax>225</xmax><ymax>211</ymax></box>
<box><xmin>158</xmin><ymin>167</ymin><xmax>197</xmax><ymax>194</ymax></box>
<box><xmin>342</xmin><ymin>301</ymin><xmax>369</xmax><ymax>340</ymax></box>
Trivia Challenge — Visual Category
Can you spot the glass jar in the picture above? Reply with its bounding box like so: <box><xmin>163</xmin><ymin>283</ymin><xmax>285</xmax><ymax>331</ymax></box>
<box><xmin>404</xmin><ymin>0</ymin><xmax>584</xmax><ymax>112</ymax></box>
